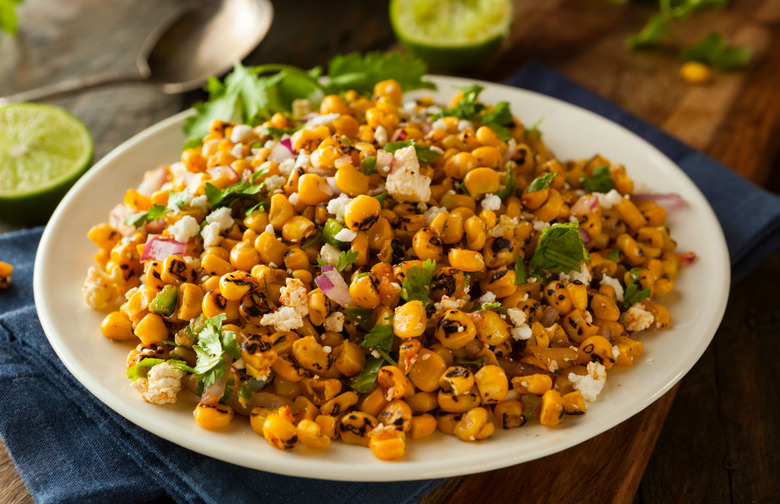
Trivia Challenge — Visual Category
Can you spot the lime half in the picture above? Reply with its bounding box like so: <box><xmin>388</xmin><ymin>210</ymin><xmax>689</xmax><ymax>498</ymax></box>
<box><xmin>0</xmin><ymin>103</ymin><xmax>93</xmax><ymax>225</ymax></box>
<box><xmin>390</xmin><ymin>0</ymin><xmax>513</xmax><ymax>69</ymax></box>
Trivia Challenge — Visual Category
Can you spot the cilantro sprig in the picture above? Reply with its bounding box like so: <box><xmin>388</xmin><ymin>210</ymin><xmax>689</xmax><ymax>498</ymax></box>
<box><xmin>581</xmin><ymin>165</ymin><xmax>615</xmax><ymax>193</ymax></box>
<box><xmin>400</xmin><ymin>259</ymin><xmax>436</xmax><ymax>303</ymax></box>
<box><xmin>345</xmin><ymin>307</ymin><xmax>374</xmax><ymax>332</ymax></box>
<box><xmin>434</xmin><ymin>84</ymin><xmax>514</xmax><ymax>141</ymax></box>
<box><xmin>470</xmin><ymin>301</ymin><xmax>507</xmax><ymax>314</ymax></box>
<box><xmin>348</xmin><ymin>356</ymin><xmax>384</xmax><ymax>394</ymax></box>
<box><xmin>359</xmin><ymin>323</ymin><xmax>396</xmax><ymax>366</ymax></box>
<box><xmin>529</xmin><ymin>222</ymin><xmax>591</xmax><ymax>278</ymax></box>
<box><xmin>192</xmin><ymin>314</ymin><xmax>241</xmax><ymax>388</ymax></box>
<box><xmin>384</xmin><ymin>140</ymin><xmax>442</xmax><ymax>164</ymax></box>
<box><xmin>623</xmin><ymin>268</ymin><xmax>651</xmax><ymax>309</ymax></box>
<box><xmin>683</xmin><ymin>32</ymin><xmax>753</xmax><ymax>70</ymax></box>
<box><xmin>526</xmin><ymin>173</ymin><xmax>557</xmax><ymax>193</ymax></box>
<box><xmin>514</xmin><ymin>254</ymin><xmax>527</xmax><ymax>285</ymax></box>
<box><xmin>204</xmin><ymin>181</ymin><xmax>265</xmax><ymax>209</ymax></box>
<box><xmin>495</xmin><ymin>163</ymin><xmax>516</xmax><ymax>200</ymax></box>
<box><xmin>124</xmin><ymin>204</ymin><xmax>167</xmax><ymax>227</ymax></box>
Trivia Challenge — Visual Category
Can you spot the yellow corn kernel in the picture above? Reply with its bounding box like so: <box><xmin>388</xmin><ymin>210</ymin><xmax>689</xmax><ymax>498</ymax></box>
<box><xmin>296</xmin><ymin>419</ymin><xmax>331</xmax><ymax>449</ymax></box>
<box><xmin>561</xmin><ymin>309</ymin><xmax>599</xmax><ymax>344</ymax></box>
<box><xmin>544</xmin><ymin>280</ymin><xmax>573</xmax><ymax>316</ymax></box>
<box><xmin>134</xmin><ymin>313</ymin><xmax>169</xmax><ymax>345</ymax></box>
<box><xmin>412</xmin><ymin>227</ymin><xmax>443</xmax><ymax>262</ymax></box>
<box><xmin>512</xmin><ymin>374</ymin><xmax>553</xmax><ymax>395</ymax></box>
<box><xmin>407</xmin><ymin>391</ymin><xmax>438</xmax><ymax>413</ymax></box>
<box><xmin>292</xmin><ymin>336</ymin><xmax>331</xmax><ymax>375</ymax></box>
<box><xmin>335</xmin><ymin>163</ymin><xmax>370</xmax><ymax>196</ymax></box>
<box><xmin>434</xmin><ymin>309</ymin><xmax>477</xmax><ymax>349</ymax></box>
<box><xmin>474</xmin><ymin>365</ymin><xmax>509</xmax><ymax>404</ymax></box>
<box><xmin>349</xmin><ymin>274</ymin><xmax>382</xmax><ymax>310</ymax></box>
<box><xmin>448</xmin><ymin>248</ymin><xmax>485</xmax><ymax>272</ymax></box>
<box><xmin>378</xmin><ymin>366</ymin><xmax>408</xmax><ymax>401</ymax></box>
<box><xmin>340</xmin><ymin>411</ymin><xmax>378</xmax><ymax>446</ymax></box>
<box><xmin>614</xmin><ymin>336</ymin><xmax>644</xmax><ymax>366</ymax></box>
<box><xmin>345</xmin><ymin>195</ymin><xmax>381</xmax><ymax>232</ymax></box>
<box><xmin>563</xmin><ymin>391</ymin><xmax>586</xmax><ymax>415</ymax></box>
<box><xmin>298</xmin><ymin>173</ymin><xmax>333</xmax><ymax>206</ymax></box>
<box><xmin>393</xmin><ymin>300</ymin><xmax>427</xmax><ymax>339</ymax></box>
<box><xmin>373</xmin><ymin>79</ymin><xmax>403</xmax><ymax>104</ymax></box>
<box><xmin>268</xmin><ymin>193</ymin><xmax>296</xmax><ymax>230</ymax></box>
<box><xmin>454</xmin><ymin>406</ymin><xmax>495</xmax><ymax>441</ymax></box>
<box><xmin>315</xmin><ymin>414</ymin><xmax>339</xmax><ymax>439</ymax></box>
<box><xmin>264</xmin><ymin>411</ymin><xmax>298</xmax><ymax>450</ymax></box>
<box><xmin>253</xmin><ymin>231</ymin><xmax>287</xmax><ymax>266</ymax></box>
<box><xmin>300</xmin><ymin>377</ymin><xmax>342</xmax><ymax>406</ymax></box>
<box><xmin>201</xmin><ymin>253</ymin><xmax>235</xmax><ymax>277</ymax></box>
<box><xmin>578</xmin><ymin>335</ymin><xmax>616</xmax><ymax>369</ymax></box>
<box><xmin>201</xmin><ymin>289</ymin><xmax>240</xmax><ymax>321</ymax></box>
<box><xmin>368</xmin><ymin>428</ymin><xmax>406</xmax><ymax>460</ymax></box>
<box><xmin>100</xmin><ymin>311</ymin><xmax>135</xmax><ymax>341</ymax></box>
<box><xmin>494</xmin><ymin>400</ymin><xmax>526</xmax><ymax>429</ymax></box>
<box><xmin>590</xmin><ymin>293</ymin><xmax>621</xmax><ymax>321</ymax></box>
<box><xmin>463</xmin><ymin>167</ymin><xmax>500</xmax><ymax>198</ymax></box>
<box><xmin>438</xmin><ymin>387</ymin><xmax>481</xmax><ymax>413</ymax></box>
<box><xmin>377</xmin><ymin>399</ymin><xmax>413</xmax><ymax>433</ymax></box>
<box><xmin>444</xmin><ymin>152</ymin><xmax>478</xmax><ymax>179</ymax></box>
<box><xmin>193</xmin><ymin>402</ymin><xmax>234</xmax><ymax>430</ymax></box>
<box><xmin>306</xmin><ymin>289</ymin><xmax>329</xmax><ymax>326</ymax></box>
<box><xmin>409</xmin><ymin>413</ymin><xmax>437</xmax><ymax>439</ymax></box>
<box><xmin>539</xmin><ymin>390</ymin><xmax>565</xmax><ymax>426</ymax></box>
<box><xmin>249</xmin><ymin>407</ymin><xmax>273</xmax><ymax>436</ymax></box>
<box><xmin>88</xmin><ymin>223</ymin><xmax>122</xmax><ymax>251</ymax></box>
<box><xmin>290</xmin><ymin>125</ymin><xmax>329</xmax><ymax>152</ymax></box>
<box><xmin>124</xmin><ymin>189</ymin><xmax>151</xmax><ymax>211</ymax></box>
<box><xmin>408</xmin><ymin>348</ymin><xmax>447</xmax><ymax>392</ymax></box>
<box><xmin>464</xmin><ymin>215</ymin><xmax>488</xmax><ymax>250</ymax></box>
<box><xmin>218</xmin><ymin>270</ymin><xmax>258</xmax><ymax>301</ymax></box>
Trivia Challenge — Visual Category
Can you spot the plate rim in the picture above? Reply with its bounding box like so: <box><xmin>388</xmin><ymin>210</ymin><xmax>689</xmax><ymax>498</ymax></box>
<box><xmin>33</xmin><ymin>75</ymin><xmax>731</xmax><ymax>481</ymax></box>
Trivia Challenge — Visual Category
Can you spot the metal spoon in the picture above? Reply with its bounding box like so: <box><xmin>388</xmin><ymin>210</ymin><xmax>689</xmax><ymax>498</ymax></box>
<box><xmin>0</xmin><ymin>0</ymin><xmax>273</xmax><ymax>105</ymax></box>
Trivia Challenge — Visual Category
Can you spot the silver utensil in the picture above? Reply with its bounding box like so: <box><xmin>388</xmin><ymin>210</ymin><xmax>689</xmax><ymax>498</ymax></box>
<box><xmin>0</xmin><ymin>0</ymin><xmax>273</xmax><ymax>105</ymax></box>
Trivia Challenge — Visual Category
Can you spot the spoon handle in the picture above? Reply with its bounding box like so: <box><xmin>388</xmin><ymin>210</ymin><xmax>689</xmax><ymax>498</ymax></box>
<box><xmin>0</xmin><ymin>73</ymin><xmax>146</xmax><ymax>106</ymax></box>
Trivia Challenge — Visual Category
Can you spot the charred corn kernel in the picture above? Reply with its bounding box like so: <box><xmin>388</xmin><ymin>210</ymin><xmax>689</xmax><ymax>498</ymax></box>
<box><xmin>616</xmin><ymin>198</ymin><xmax>647</xmax><ymax>230</ymax></box>
<box><xmin>88</xmin><ymin>223</ymin><xmax>121</xmax><ymax>250</ymax></box>
<box><xmin>292</xmin><ymin>336</ymin><xmax>331</xmax><ymax>374</ymax></box>
<box><xmin>241</xmin><ymin>333</ymin><xmax>278</xmax><ymax>370</ymax></box>
<box><xmin>408</xmin><ymin>348</ymin><xmax>447</xmax><ymax>392</ymax></box>
<box><xmin>435</xmin><ymin>309</ymin><xmax>477</xmax><ymax>349</ymax></box>
<box><xmin>296</xmin><ymin>419</ymin><xmax>330</xmax><ymax>449</ymax></box>
<box><xmin>378</xmin><ymin>366</ymin><xmax>408</xmax><ymax>401</ymax></box>
<box><xmin>448</xmin><ymin>248</ymin><xmax>485</xmax><ymax>272</ymax></box>
<box><xmin>378</xmin><ymin>399</ymin><xmax>413</xmax><ymax>432</ymax></box>
<box><xmin>562</xmin><ymin>309</ymin><xmax>599</xmax><ymax>344</ymax></box>
<box><xmin>290</xmin><ymin>125</ymin><xmax>329</xmax><ymax>152</ymax></box>
<box><xmin>253</xmin><ymin>231</ymin><xmax>287</xmax><ymax>266</ymax></box>
<box><xmin>438</xmin><ymin>387</ymin><xmax>481</xmax><ymax>413</ymax></box>
<box><xmin>367</xmin><ymin>217</ymin><xmax>393</xmax><ymax>251</ymax></box>
<box><xmin>202</xmin><ymin>289</ymin><xmax>239</xmax><ymax>321</ymax></box>
<box><xmin>368</xmin><ymin>428</ymin><xmax>406</xmax><ymax>460</ymax></box>
<box><xmin>333</xmin><ymin>340</ymin><xmax>365</xmax><ymax>376</ymax></box>
<box><xmin>614</xmin><ymin>336</ymin><xmax>644</xmax><ymax>366</ymax></box>
<box><xmin>294</xmin><ymin>396</ymin><xmax>320</xmax><ymax>423</ymax></box>
<box><xmin>407</xmin><ymin>391</ymin><xmax>438</xmax><ymax>412</ymax></box>
<box><xmin>249</xmin><ymin>407</ymin><xmax>273</xmax><ymax>436</ymax></box>
<box><xmin>335</xmin><ymin>163</ymin><xmax>370</xmax><ymax>196</ymax></box>
<box><xmin>194</xmin><ymin>402</ymin><xmax>234</xmax><ymax>430</ymax></box>
<box><xmin>349</xmin><ymin>274</ymin><xmax>381</xmax><ymax>309</ymax></box>
<box><xmin>283</xmin><ymin>247</ymin><xmax>309</xmax><ymax>270</ymax></box>
<box><xmin>463</xmin><ymin>167</ymin><xmax>500</xmax><ymax>198</ymax></box>
<box><xmin>436</xmin><ymin>412</ymin><xmax>463</xmax><ymax>434</ymax></box>
<box><xmin>483</xmin><ymin>236</ymin><xmax>516</xmax><ymax>269</ymax></box>
<box><xmin>398</xmin><ymin>339</ymin><xmax>422</xmax><ymax>374</ymax></box>
<box><xmin>340</xmin><ymin>411</ymin><xmax>378</xmax><ymax>446</ymax></box>
<box><xmin>512</xmin><ymin>374</ymin><xmax>553</xmax><ymax>395</ymax></box>
<box><xmin>412</xmin><ymin>227</ymin><xmax>443</xmax><ymax>261</ymax></box>
<box><xmin>134</xmin><ymin>313</ymin><xmax>169</xmax><ymax>345</ymax></box>
<box><xmin>307</xmin><ymin>289</ymin><xmax>329</xmax><ymax>326</ymax></box>
<box><xmin>474</xmin><ymin>309</ymin><xmax>510</xmax><ymax>346</ymax></box>
<box><xmin>359</xmin><ymin>386</ymin><xmax>390</xmax><ymax>417</ymax></box>
<box><xmin>264</xmin><ymin>411</ymin><xmax>298</xmax><ymax>450</ymax></box>
<box><xmin>314</xmin><ymin>414</ymin><xmax>338</xmax><ymax>439</ymax></box>
<box><xmin>454</xmin><ymin>406</ymin><xmax>495</xmax><ymax>441</ymax></box>
<box><xmin>218</xmin><ymin>271</ymin><xmax>258</xmax><ymax>301</ymax></box>
<box><xmin>563</xmin><ymin>391</ymin><xmax>586</xmax><ymax>415</ymax></box>
<box><xmin>494</xmin><ymin>400</ymin><xmax>526</xmax><ymax>429</ymax></box>
<box><xmin>474</xmin><ymin>365</ymin><xmax>509</xmax><ymax>404</ymax></box>
<box><xmin>480</xmin><ymin>268</ymin><xmax>517</xmax><ymax>299</ymax></box>
<box><xmin>472</xmin><ymin>146</ymin><xmax>502</xmax><ymax>168</ymax></box>
<box><xmin>300</xmin><ymin>377</ymin><xmax>342</xmax><ymax>406</ymax></box>
<box><xmin>101</xmin><ymin>311</ymin><xmax>135</xmax><ymax>341</ymax></box>
<box><xmin>143</xmin><ymin>261</ymin><xmax>165</xmax><ymax>293</ymax></box>
<box><xmin>393</xmin><ymin>300</ymin><xmax>427</xmax><ymax>339</ymax></box>
<box><xmin>544</xmin><ymin>281</ymin><xmax>573</xmax><ymax>315</ymax></box>
<box><xmin>319</xmin><ymin>391</ymin><xmax>359</xmax><ymax>417</ymax></box>
<box><xmin>409</xmin><ymin>413</ymin><xmax>437</xmax><ymax>439</ymax></box>
<box><xmin>578</xmin><ymin>335</ymin><xmax>616</xmax><ymax>369</ymax></box>
<box><xmin>124</xmin><ymin>189</ymin><xmax>151</xmax><ymax>211</ymax></box>
<box><xmin>616</xmin><ymin>233</ymin><xmax>646</xmax><ymax>267</ymax></box>
<box><xmin>281</xmin><ymin>215</ymin><xmax>316</xmax><ymax>243</ymax></box>
<box><xmin>539</xmin><ymin>390</ymin><xmax>564</xmax><ymax>426</ymax></box>
<box><xmin>201</xmin><ymin>253</ymin><xmax>235</xmax><ymax>277</ymax></box>
<box><xmin>345</xmin><ymin>195</ymin><xmax>381</xmax><ymax>232</ymax></box>
<box><xmin>439</xmin><ymin>366</ymin><xmax>474</xmax><ymax>396</ymax></box>
<box><xmin>590</xmin><ymin>293</ymin><xmax>621</xmax><ymax>321</ymax></box>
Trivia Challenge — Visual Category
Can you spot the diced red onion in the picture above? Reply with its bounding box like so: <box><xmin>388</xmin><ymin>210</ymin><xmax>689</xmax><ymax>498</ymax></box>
<box><xmin>325</xmin><ymin>176</ymin><xmax>341</xmax><ymax>195</ymax></box>
<box><xmin>207</xmin><ymin>165</ymin><xmax>239</xmax><ymax>185</ymax></box>
<box><xmin>571</xmin><ymin>194</ymin><xmax>599</xmax><ymax>215</ymax></box>
<box><xmin>141</xmin><ymin>237</ymin><xmax>186</xmax><ymax>262</ymax></box>
<box><xmin>201</xmin><ymin>377</ymin><xmax>227</xmax><ymax>405</ymax></box>
<box><xmin>579</xmin><ymin>228</ymin><xmax>592</xmax><ymax>244</ymax></box>
<box><xmin>497</xmin><ymin>358</ymin><xmax>557</xmax><ymax>383</ymax></box>
<box><xmin>376</xmin><ymin>150</ymin><xmax>394</xmax><ymax>176</ymax></box>
<box><xmin>678</xmin><ymin>251</ymin><xmax>697</xmax><ymax>265</ymax></box>
<box><xmin>137</xmin><ymin>167</ymin><xmax>169</xmax><ymax>197</ymax></box>
<box><xmin>145</xmin><ymin>219</ymin><xmax>166</xmax><ymax>234</ymax></box>
<box><xmin>632</xmin><ymin>192</ymin><xmax>685</xmax><ymax>210</ymax></box>
<box><xmin>392</xmin><ymin>128</ymin><xmax>408</xmax><ymax>142</ymax></box>
<box><xmin>315</xmin><ymin>266</ymin><xmax>354</xmax><ymax>306</ymax></box>
<box><xmin>268</xmin><ymin>141</ymin><xmax>295</xmax><ymax>164</ymax></box>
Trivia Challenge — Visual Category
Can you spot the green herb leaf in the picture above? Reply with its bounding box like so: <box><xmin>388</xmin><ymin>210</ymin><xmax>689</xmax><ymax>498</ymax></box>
<box><xmin>236</xmin><ymin>374</ymin><xmax>274</xmax><ymax>406</ymax></box>
<box><xmin>495</xmin><ymin>163</ymin><xmax>516</xmax><ymax>200</ymax></box>
<box><xmin>683</xmin><ymin>32</ymin><xmax>753</xmax><ymax>70</ymax></box>
<box><xmin>436</xmin><ymin>84</ymin><xmax>487</xmax><ymax>120</ymax></box>
<box><xmin>514</xmin><ymin>254</ymin><xmax>527</xmax><ymax>285</ymax></box>
<box><xmin>354</xmin><ymin>271</ymin><xmax>372</xmax><ymax>280</ymax></box>
<box><xmin>266</xmin><ymin>126</ymin><xmax>299</xmax><ymax>139</ymax></box>
<box><xmin>582</xmin><ymin>165</ymin><xmax>615</xmax><ymax>193</ymax></box>
<box><xmin>627</xmin><ymin>13</ymin><xmax>673</xmax><ymax>49</ymax></box>
<box><xmin>125</xmin><ymin>358</ymin><xmax>195</xmax><ymax>381</ymax></box>
<box><xmin>400</xmin><ymin>258</ymin><xmax>436</xmax><ymax>303</ymax></box>
<box><xmin>623</xmin><ymin>268</ymin><xmax>651</xmax><ymax>309</ymax></box>
<box><xmin>301</xmin><ymin>231</ymin><xmax>322</xmax><ymax>250</ymax></box>
<box><xmin>529</xmin><ymin>222</ymin><xmax>591</xmax><ymax>278</ymax></box>
<box><xmin>521</xmin><ymin>394</ymin><xmax>539</xmax><ymax>423</ymax></box>
<box><xmin>336</xmin><ymin>250</ymin><xmax>359</xmax><ymax>271</ymax></box>
<box><xmin>325</xmin><ymin>51</ymin><xmax>435</xmax><ymax>95</ymax></box>
<box><xmin>205</xmin><ymin>181</ymin><xmax>264</xmax><ymax>209</ymax></box>
<box><xmin>384</xmin><ymin>140</ymin><xmax>442</xmax><ymax>164</ymax></box>
<box><xmin>166</xmin><ymin>189</ymin><xmax>192</xmax><ymax>211</ymax></box>
<box><xmin>345</xmin><ymin>307</ymin><xmax>374</xmax><ymax>332</ymax></box>
<box><xmin>471</xmin><ymin>301</ymin><xmax>507</xmax><ymax>314</ymax></box>
<box><xmin>526</xmin><ymin>173</ymin><xmax>557</xmax><ymax>193</ymax></box>
<box><xmin>360</xmin><ymin>156</ymin><xmax>378</xmax><ymax>175</ymax></box>
<box><xmin>149</xmin><ymin>285</ymin><xmax>179</xmax><ymax>317</ymax></box>
<box><xmin>359</xmin><ymin>323</ymin><xmax>394</xmax><ymax>353</ymax></box>
<box><xmin>605</xmin><ymin>249</ymin><xmax>620</xmax><ymax>262</ymax></box>
<box><xmin>124</xmin><ymin>204</ymin><xmax>168</xmax><ymax>228</ymax></box>
<box><xmin>0</xmin><ymin>0</ymin><xmax>23</xmax><ymax>35</ymax></box>
<box><xmin>481</xmin><ymin>102</ymin><xmax>515</xmax><ymax>142</ymax></box>
<box><xmin>348</xmin><ymin>356</ymin><xmax>384</xmax><ymax>394</ymax></box>
<box><xmin>193</xmin><ymin>314</ymin><xmax>229</xmax><ymax>388</ymax></box>
<box><xmin>373</xmin><ymin>192</ymin><xmax>387</xmax><ymax>208</ymax></box>
<box><xmin>453</xmin><ymin>356</ymin><xmax>489</xmax><ymax>368</ymax></box>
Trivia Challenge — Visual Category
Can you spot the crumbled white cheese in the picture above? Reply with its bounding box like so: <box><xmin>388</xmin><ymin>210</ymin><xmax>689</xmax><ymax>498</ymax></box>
<box><xmin>82</xmin><ymin>266</ymin><xmax>120</xmax><ymax>310</ymax></box>
<box><xmin>201</xmin><ymin>139</ymin><xmax>220</xmax><ymax>157</ymax></box>
<box><xmin>263</xmin><ymin>175</ymin><xmax>287</xmax><ymax>194</ymax></box>
<box><xmin>600</xmin><ymin>275</ymin><xmax>625</xmax><ymax>302</ymax></box>
<box><xmin>279</xmin><ymin>277</ymin><xmax>309</xmax><ymax>317</ymax></box>
<box><xmin>326</xmin><ymin>193</ymin><xmax>353</xmax><ymax>223</ymax></box>
<box><xmin>489</xmin><ymin>215</ymin><xmax>519</xmax><ymax>237</ymax></box>
<box><xmin>294</xmin><ymin>152</ymin><xmax>312</xmax><ymax>170</ymax></box>
<box><xmin>511</xmin><ymin>324</ymin><xmax>533</xmax><ymax>341</ymax></box>
<box><xmin>596</xmin><ymin>189</ymin><xmax>624</xmax><ymax>210</ymax></box>
<box><xmin>371</xmin><ymin>350</ymin><xmax>381</xmax><ymax>359</ymax></box>
<box><xmin>620</xmin><ymin>303</ymin><xmax>654</xmax><ymax>332</ymax></box>
<box><xmin>230</xmin><ymin>124</ymin><xmax>253</xmax><ymax>143</ymax></box>
<box><xmin>288</xmin><ymin>192</ymin><xmax>299</xmax><ymax>205</ymax></box>
<box><xmin>402</xmin><ymin>101</ymin><xmax>418</xmax><ymax>115</ymax></box>
<box><xmin>532</xmin><ymin>219</ymin><xmax>551</xmax><ymax>232</ymax></box>
<box><xmin>368</xmin><ymin>183</ymin><xmax>387</xmax><ymax>196</ymax></box>
<box><xmin>548</xmin><ymin>360</ymin><xmax>559</xmax><ymax>372</ymax></box>
<box><xmin>481</xmin><ymin>193</ymin><xmax>502</xmax><ymax>211</ymax></box>
<box><xmin>190</xmin><ymin>195</ymin><xmax>209</xmax><ymax>211</ymax></box>
<box><xmin>334</xmin><ymin>228</ymin><xmax>357</xmax><ymax>242</ymax></box>
<box><xmin>230</xmin><ymin>142</ymin><xmax>244</xmax><ymax>158</ymax></box>
<box><xmin>417</xmin><ymin>202</ymin><xmax>428</xmax><ymax>212</ymax></box>
<box><xmin>292</xmin><ymin>99</ymin><xmax>312</xmax><ymax>118</ymax></box>
<box><xmin>205</xmin><ymin>207</ymin><xmax>234</xmax><ymax>231</ymax></box>
<box><xmin>319</xmin><ymin>243</ymin><xmax>341</xmax><ymax>266</ymax></box>
<box><xmin>457</xmin><ymin>120</ymin><xmax>473</xmax><ymax>132</ymax></box>
<box><xmin>374</xmin><ymin>125</ymin><xmax>388</xmax><ymax>147</ymax></box>
<box><xmin>431</xmin><ymin>118</ymin><xmax>448</xmax><ymax>131</ymax></box>
<box><xmin>168</xmin><ymin>215</ymin><xmax>200</xmax><ymax>243</ymax></box>
<box><xmin>386</xmin><ymin>145</ymin><xmax>432</xmax><ymax>203</ymax></box>
<box><xmin>232</xmin><ymin>358</ymin><xmax>246</xmax><ymax>370</ymax></box>
<box><xmin>435</xmin><ymin>295</ymin><xmax>467</xmax><ymax>312</ymax></box>
<box><xmin>304</xmin><ymin>113</ymin><xmax>340</xmax><ymax>128</ymax></box>
<box><xmin>421</xmin><ymin>353</ymin><xmax>431</xmax><ymax>360</ymax></box>
<box><xmin>132</xmin><ymin>362</ymin><xmax>183</xmax><ymax>405</ymax></box>
<box><xmin>507</xmin><ymin>307</ymin><xmax>527</xmax><ymax>327</ymax></box>
<box><xmin>278</xmin><ymin>158</ymin><xmax>296</xmax><ymax>177</ymax></box>
<box><xmin>503</xmin><ymin>140</ymin><xmax>518</xmax><ymax>163</ymax></box>
<box><xmin>612</xmin><ymin>345</ymin><xmax>620</xmax><ymax>358</ymax></box>
<box><xmin>559</xmin><ymin>263</ymin><xmax>592</xmax><ymax>285</ymax></box>
<box><xmin>260</xmin><ymin>306</ymin><xmax>304</xmax><ymax>332</ymax></box>
<box><xmin>424</xmin><ymin>205</ymin><xmax>447</xmax><ymax>225</ymax></box>
<box><xmin>568</xmin><ymin>362</ymin><xmax>607</xmax><ymax>402</ymax></box>
<box><xmin>323</xmin><ymin>311</ymin><xmax>345</xmax><ymax>332</ymax></box>
<box><xmin>478</xmin><ymin>291</ymin><xmax>497</xmax><ymax>304</ymax></box>
<box><xmin>323</xmin><ymin>346</ymin><xmax>332</xmax><ymax>354</ymax></box>
<box><xmin>201</xmin><ymin>222</ymin><xmax>222</xmax><ymax>248</ymax></box>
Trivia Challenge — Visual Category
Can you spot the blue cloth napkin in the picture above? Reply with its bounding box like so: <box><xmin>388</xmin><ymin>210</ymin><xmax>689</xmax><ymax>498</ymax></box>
<box><xmin>2</xmin><ymin>63</ymin><xmax>780</xmax><ymax>504</ymax></box>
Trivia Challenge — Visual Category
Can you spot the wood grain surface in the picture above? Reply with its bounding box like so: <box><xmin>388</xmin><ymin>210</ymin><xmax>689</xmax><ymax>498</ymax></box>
<box><xmin>1</xmin><ymin>0</ymin><xmax>778</xmax><ymax>503</ymax></box>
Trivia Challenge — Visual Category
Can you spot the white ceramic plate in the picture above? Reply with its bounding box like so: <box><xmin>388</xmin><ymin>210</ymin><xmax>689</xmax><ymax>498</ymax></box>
<box><xmin>34</xmin><ymin>76</ymin><xmax>730</xmax><ymax>481</ymax></box>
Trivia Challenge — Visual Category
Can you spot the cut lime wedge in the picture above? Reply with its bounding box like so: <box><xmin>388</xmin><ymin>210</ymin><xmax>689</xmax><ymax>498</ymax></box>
<box><xmin>390</xmin><ymin>0</ymin><xmax>513</xmax><ymax>69</ymax></box>
<box><xmin>0</xmin><ymin>103</ymin><xmax>93</xmax><ymax>225</ymax></box>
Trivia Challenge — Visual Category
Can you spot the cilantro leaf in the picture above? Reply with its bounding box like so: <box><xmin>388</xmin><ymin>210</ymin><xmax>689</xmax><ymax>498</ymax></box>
<box><xmin>605</xmin><ymin>249</ymin><xmax>620</xmax><ymax>262</ymax></box>
<box><xmin>336</xmin><ymin>250</ymin><xmax>359</xmax><ymax>271</ymax></box>
<box><xmin>384</xmin><ymin>140</ymin><xmax>442</xmax><ymax>164</ymax></box>
<box><xmin>205</xmin><ymin>181</ymin><xmax>264</xmax><ymax>209</ymax></box>
<box><xmin>526</xmin><ymin>173</ymin><xmax>557</xmax><ymax>193</ymax></box>
<box><xmin>125</xmin><ymin>358</ymin><xmax>195</xmax><ymax>381</ymax></box>
<box><xmin>167</xmin><ymin>189</ymin><xmax>192</xmax><ymax>211</ymax></box>
<box><xmin>400</xmin><ymin>258</ymin><xmax>436</xmax><ymax>303</ymax></box>
<box><xmin>627</xmin><ymin>14</ymin><xmax>673</xmax><ymax>49</ymax></box>
<box><xmin>683</xmin><ymin>32</ymin><xmax>753</xmax><ymax>70</ymax></box>
<box><xmin>514</xmin><ymin>254</ymin><xmax>527</xmax><ymax>285</ymax></box>
<box><xmin>348</xmin><ymin>356</ymin><xmax>384</xmax><ymax>394</ymax></box>
<box><xmin>345</xmin><ymin>307</ymin><xmax>374</xmax><ymax>332</ymax></box>
<box><xmin>325</xmin><ymin>51</ymin><xmax>435</xmax><ymax>95</ymax></box>
<box><xmin>360</xmin><ymin>156</ymin><xmax>377</xmax><ymax>175</ymax></box>
<box><xmin>359</xmin><ymin>323</ymin><xmax>394</xmax><ymax>353</ymax></box>
<box><xmin>124</xmin><ymin>204</ymin><xmax>168</xmax><ymax>227</ymax></box>
<box><xmin>582</xmin><ymin>165</ymin><xmax>615</xmax><ymax>193</ymax></box>
<box><xmin>529</xmin><ymin>222</ymin><xmax>591</xmax><ymax>278</ymax></box>
<box><xmin>149</xmin><ymin>285</ymin><xmax>178</xmax><ymax>317</ymax></box>
<box><xmin>521</xmin><ymin>394</ymin><xmax>539</xmax><ymax>423</ymax></box>
<box><xmin>495</xmin><ymin>163</ymin><xmax>516</xmax><ymax>200</ymax></box>
<box><xmin>623</xmin><ymin>268</ymin><xmax>651</xmax><ymax>309</ymax></box>
<box><xmin>481</xmin><ymin>102</ymin><xmax>515</xmax><ymax>142</ymax></box>
<box><xmin>193</xmin><ymin>314</ymin><xmax>229</xmax><ymax>387</ymax></box>
<box><xmin>437</xmin><ymin>84</ymin><xmax>487</xmax><ymax>120</ymax></box>
<box><xmin>471</xmin><ymin>301</ymin><xmax>507</xmax><ymax>314</ymax></box>
<box><xmin>236</xmin><ymin>374</ymin><xmax>274</xmax><ymax>406</ymax></box>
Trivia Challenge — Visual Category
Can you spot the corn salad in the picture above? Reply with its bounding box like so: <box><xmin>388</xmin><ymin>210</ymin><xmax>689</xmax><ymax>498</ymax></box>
<box><xmin>83</xmin><ymin>80</ymin><xmax>692</xmax><ymax>460</ymax></box>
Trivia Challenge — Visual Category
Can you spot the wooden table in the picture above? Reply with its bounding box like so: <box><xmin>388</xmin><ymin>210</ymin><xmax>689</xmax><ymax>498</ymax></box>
<box><xmin>2</xmin><ymin>0</ymin><xmax>779</xmax><ymax>502</ymax></box>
